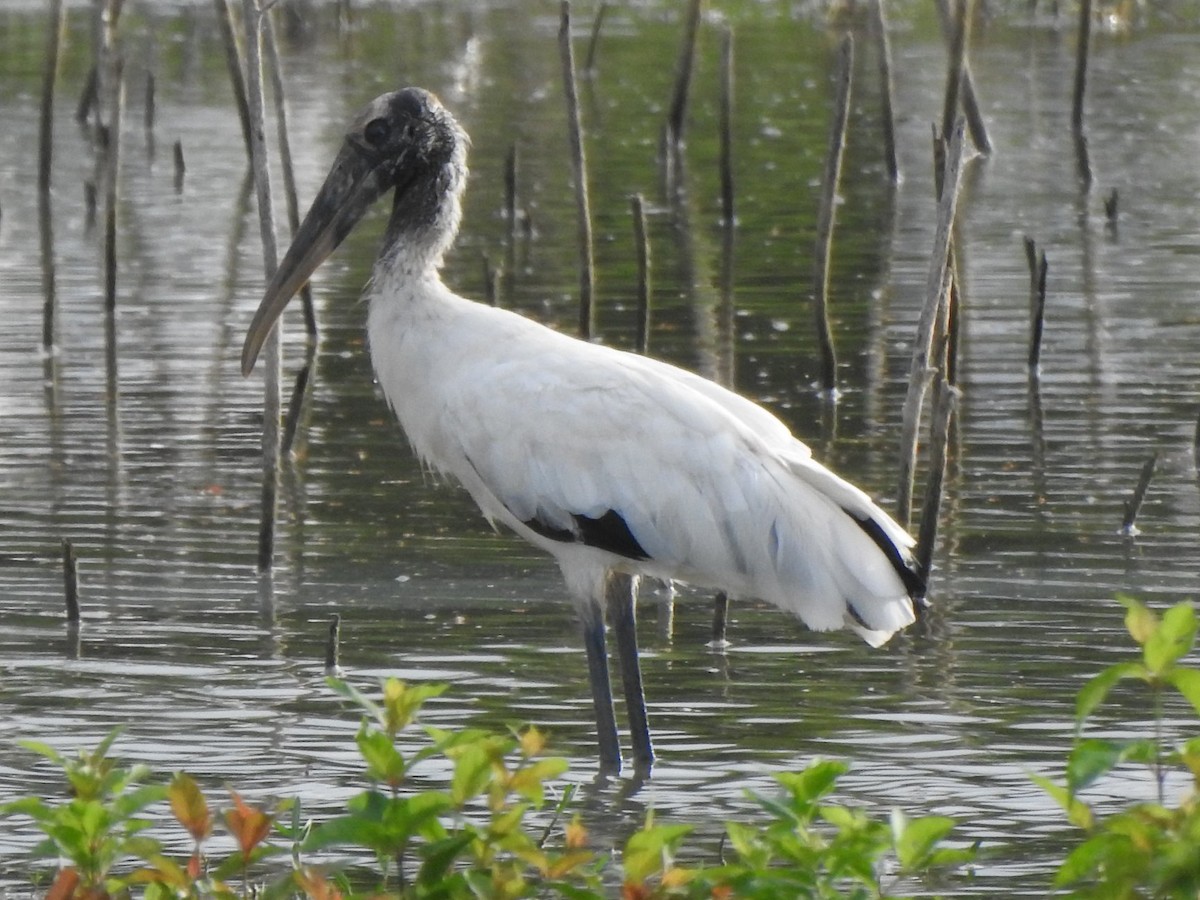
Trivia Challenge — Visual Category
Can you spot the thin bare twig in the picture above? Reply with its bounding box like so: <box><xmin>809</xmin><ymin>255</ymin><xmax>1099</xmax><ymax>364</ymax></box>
<box><xmin>1072</xmin><ymin>0</ymin><xmax>1094</xmax><ymax>188</ymax></box>
<box><xmin>1120</xmin><ymin>453</ymin><xmax>1157</xmax><ymax>536</ymax></box>
<box><xmin>812</xmin><ymin>35</ymin><xmax>854</xmax><ymax>399</ymax></box>
<box><xmin>215</xmin><ymin>0</ymin><xmax>252</xmax><ymax>158</ymax></box>
<box><xmin>262</xmin><ymin>7</ymin><xmax>317</xmax><ymax>338</ymax></box>
<box><xmin>868</xmin><ymin>0</ymin><xmax>900</xmax><ymax>183</ymax></box>
<box><xmin>325</xmin><ymin>614</ymin><xmax>343</xmax><ymax>675</ymax></box>
<box><xmin>559</xmin><ymin>1</ymin><xmax>595</xmax><ymax>339</ymax></box>
<box><xmin>103</xmin><ymin>59</ymin><xmax>125</xmax><ymax>315</ymax></box>
<box><xmin>1024</xmin><ymin>236</ymin><xmax>1048</xmax><ymax>375</ymax></box>
<box><xmin>631</xmin><ymin>193</ymin><xmax>650</xmax><ymax>354</ymax></box>
<box><xmin>915</xmin><ymin>381</ymin><xmax>958</xmax><ymax>589</ymax></box>
<box><xmin>241</xmin><ymin>0</ymin><xmax>282</xmax><ymax>572</ymax></box>
<box><xmin>933</xmin><ymin>0</ymin><xmax>991</xmax><ymax>155</ymax></box>
<box><xmin>718</xmin><ymin>26</ymin><xmax>735</xmax><ymax>225</ymax></box>
<box><xmin>39</xmin><ymin>0</ymin><xmax>65</xmax><ymax>350</ymax></box>
<box><xmin>62</xmin><ymin>540</ymin><xmax>80</xmax><ymax>623</ymax></box>
<box><xmin>583</xmin><ymin>1</ymin><xmax>608</xmax><ymax>73</ymax></box>
<box><xmin>666</xmin><ymin>0</ymin><xmax>703</xmax><ymax>144</ymax></box>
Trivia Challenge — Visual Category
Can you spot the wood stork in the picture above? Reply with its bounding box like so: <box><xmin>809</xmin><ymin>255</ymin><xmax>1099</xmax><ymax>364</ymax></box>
<box><xmin>242</xmin><ymin>88</ymin><xmax>924</xmax><ymax>774</ymax></box>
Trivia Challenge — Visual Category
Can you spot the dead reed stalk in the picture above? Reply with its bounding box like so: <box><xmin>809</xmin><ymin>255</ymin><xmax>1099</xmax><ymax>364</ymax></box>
<box><xmin>241</xmin><ymin>0</ymin><xmax>282</xmax><ymax>573</ymax></box>
<box><xmin>263</xmin><ymin>8</ymin><xmax>317</xmax><ymax>338</ymax></box>
<box><xmin>1120</xmin><ymin>453</ymin><xmax>1157</xmax><ymax>536</ymax></box>
<box><xmin>868</xmin><ymin>0</ymin><xmax>900</xmax><ymax>183</ymax></box>
<box><xmin>631</xmin><ymin>193</ymin><xmax>650</xmax><ymax>354</ymax></box>
<box><xmin>62</xmin><ymin>540</ymin><xmax>80</xmax><ymax>623</ymax></box>
<box><xmin>934</xmin><ymin>0</ymin><xmax>991</xmax><ymax>155</ymax></box>
<box><xmin>1072</xmin><ymin>0</ymin><xmax>1094</xmax><ymax>188</ymax></box>
<box><xmin>666</xmin><ymin>0</ymin><xmax>703</xmax><ymax>144</ymax></box>
<box><xmin>896</xmin><ymin>119</ymin><xmax>967</xmax><ymax>527</ymax></box>
<box><xmin>214</xmin><ymin>0</ymin><xmax>252</xmax><ymax>158</ymax></box>
<box><xmin>812</xmin><ymin>34</ymin><xmax>854</xmax><ymax>398</ymax></box>
<box><xmin>718</xmin><ymin>26</ymin><xmax>735</xmax><ymax>225</ymax></box>
<box><xmin>559</xmin><ymin>1</ymin><xmax>595</xmax><ymax>339</ymax></box>
<box><xmin>1024</xmin><ymin>236</ymin><xmax>1048</xmax><ymax>375</ymax></box>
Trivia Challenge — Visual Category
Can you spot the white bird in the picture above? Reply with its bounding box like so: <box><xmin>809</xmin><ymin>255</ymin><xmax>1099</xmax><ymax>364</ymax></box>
<box><xmin>242</xmin><ymin>88</ymin><xmax>924</xmax><ymax>774</ymax></box>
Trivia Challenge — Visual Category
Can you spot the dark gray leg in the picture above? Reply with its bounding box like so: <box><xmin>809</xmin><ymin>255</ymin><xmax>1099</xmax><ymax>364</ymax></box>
<box><xmin>607</xmin><ymin>572</ymin><xmax>653</xmax><ymax>770</ymax></box>
<box><xmin>580</xmin><ymin>597</ymin><xmax>621</xmax><ymax>773</ymax></box>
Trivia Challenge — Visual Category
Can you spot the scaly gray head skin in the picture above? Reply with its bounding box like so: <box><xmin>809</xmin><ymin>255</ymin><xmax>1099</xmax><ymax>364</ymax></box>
<box><xmin>241</xmin><ymin>87</ymin><xmax>467</xmax><ymax>376</ymax></box>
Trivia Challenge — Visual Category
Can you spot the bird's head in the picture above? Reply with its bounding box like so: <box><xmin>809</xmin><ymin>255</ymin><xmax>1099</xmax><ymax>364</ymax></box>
<box><xmin>241</xmin><ymin>87</ymin><xmax>467</xmax><ymax>375</ymax></box>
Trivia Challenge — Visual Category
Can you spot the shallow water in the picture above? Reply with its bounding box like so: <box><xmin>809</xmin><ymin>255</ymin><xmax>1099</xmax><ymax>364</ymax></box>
<box><xmin>2</xmin><ymin>2</ymin><xmax>1200</xmax><ymax>894</ymax></box>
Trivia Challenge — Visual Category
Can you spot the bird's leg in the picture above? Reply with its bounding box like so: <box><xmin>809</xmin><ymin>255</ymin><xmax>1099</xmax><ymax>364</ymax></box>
<box><xmin>607</xmin><ymin>571</ymin><xmax>654</xmax><ymax>770</ymax></box>
<box><xmin>580</xmin><ymin>596</ymin><xmax>622</xmax><ymax>773</ymax></box>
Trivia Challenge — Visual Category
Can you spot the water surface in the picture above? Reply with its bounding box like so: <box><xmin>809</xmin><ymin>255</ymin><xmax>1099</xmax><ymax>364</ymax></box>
<box><xmin>2</xmin><ymin>2</ymin><xmax>1199</xmax><ymax>894</ymax></box>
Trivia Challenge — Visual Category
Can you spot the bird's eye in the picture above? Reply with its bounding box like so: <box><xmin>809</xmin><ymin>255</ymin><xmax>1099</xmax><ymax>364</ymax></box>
<box><xmin>363</xmin><ymin>117</ymin><xmax>390</xmax><ymax>147</ymax></box>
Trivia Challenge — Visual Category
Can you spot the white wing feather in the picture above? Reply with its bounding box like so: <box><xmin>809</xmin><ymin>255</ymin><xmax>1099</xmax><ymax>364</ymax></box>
<box><xmin>369</xmin><ymin>282</ymin><xmax>917</xmax><ymax>645</ymax></box>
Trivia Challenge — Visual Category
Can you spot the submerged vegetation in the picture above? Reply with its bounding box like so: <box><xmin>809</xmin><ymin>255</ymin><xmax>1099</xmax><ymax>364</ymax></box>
<box><xmin>4</xmin><ymin>597</ymin><xmax>1198</xmax><ymax>899</ymax></box>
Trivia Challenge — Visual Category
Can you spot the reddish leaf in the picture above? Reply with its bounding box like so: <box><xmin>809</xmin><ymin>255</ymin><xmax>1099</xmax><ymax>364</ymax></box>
<box><xmin>46</xmin><ymin>868</ymin><xmax>80</xmax><ymax>900</ymax></box>
<box><xmin>565</xmin><ymin>815</ymin><xmax>588</xmax><ymax>850</ymax></box>
<box><xmin>294</xmin><ymin>868</ymin><xmax>343</xmax><ymax>900</ymax></box>
<box><xmin>187</xmin><ymin>851</ymin><xmax>203</xmax><ymax>880</ymax></box>
<box><xmin>169</xmin><ymin>773</ymin><xmax>213</xmax><ymax>842</ymax></box>
<box><xmin>223</xmin><ymin>791</ymin><xmax>274</xmax><ymax>861</ymax></box>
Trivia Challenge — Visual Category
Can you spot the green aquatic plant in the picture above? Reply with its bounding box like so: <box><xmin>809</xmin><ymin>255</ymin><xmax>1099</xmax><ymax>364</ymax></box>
<box><xmin>0</xmin><ymin>728</ymin><xmax>167</xmax><ymax>899</ymax></box>
<box><xmin>1033</xmin><ymin>595</ymin><xmax>1200</xmax><ymax>897</ymax></box>
<box><xmin>2</xmin><ymin>676</ymin><xmax>972</xmax><ymax>899</ymax></box>
<box><xmin>687</xmin><ymin>760</ymin><xmax>974</xmax><ymax>899</ymax></box>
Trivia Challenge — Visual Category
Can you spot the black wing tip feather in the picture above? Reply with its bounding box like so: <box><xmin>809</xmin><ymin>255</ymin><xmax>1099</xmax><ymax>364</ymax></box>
<box><xmin>523</xmin><ymin>509</ymin><xmax>650</xmax><ymax>561</ymax></box>
<box><xmin>850</xmin><ymin>514</ymin><xmax>927</xmax><ymax>606</ymax></box>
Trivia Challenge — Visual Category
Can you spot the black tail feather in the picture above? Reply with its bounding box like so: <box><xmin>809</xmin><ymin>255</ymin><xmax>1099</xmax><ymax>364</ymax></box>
<box><xmin>850</xmin><ymin>513</ymin><xmax>927</xmax><ymax>604</ymax></box>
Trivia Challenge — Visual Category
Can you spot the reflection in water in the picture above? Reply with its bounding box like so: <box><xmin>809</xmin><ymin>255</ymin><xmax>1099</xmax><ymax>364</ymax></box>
<box><xmin>1</xmin><ymin>4</ymin><xmax>1200</xmax><ymax>895</ymax></box>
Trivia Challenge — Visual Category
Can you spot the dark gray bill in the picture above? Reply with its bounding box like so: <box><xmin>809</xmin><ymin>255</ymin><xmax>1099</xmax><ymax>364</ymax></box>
<box><xmin>241</xmin><ymin>142</ymin><xmax>395</xmax><ymax>376</ymax></box>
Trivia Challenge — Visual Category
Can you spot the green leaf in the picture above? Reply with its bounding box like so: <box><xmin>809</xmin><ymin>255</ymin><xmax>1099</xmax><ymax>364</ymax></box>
<box><xmin>93</xmin><ymin>727</ymin><xmax>125</xmax><ymax>762</ymax></box>
<box><xmin>1030</xmin><ymin>773</ymin><xmax>1094</xmax><ymax>830</ymax></box>
<box><xmin>926</xmin><ymin>844</ymin><xmax>978</xmax><ymax>869</ymax></box>
<box><xmin>450</xmin><ymin>743</ymin><xmax>493</xmax><ymax>806</ymax></box>
<box><xmin>774</xmin><ymin>760</ymin><xmax>848</xmax><ymax>814</ymax></box>
<box><xmin>355</xmin><ymin>725</ymin><xmax>406</xmax><ymax>786</ymax></box>
<box><xmin>305</xmin><ymin>790</ymin><xmax>452</xmax><ymax>855</ymax></box>
<box><xmin>0</xmin><ymin>796</ymin><xmax>52</xmax><ymax>823</ymax></box>
<box><xmin>1145</xmin><ymin>602</ymin><xmax>1196</xmax><ymax>675</ymax></box>
<box><xmin>209</xmin><ymin>843</ymin><xmax>288</xmax><ymax>880</ymax></box>
<box><xmin>325</xmin><ymin>677</ymin><xmax>383</xmax><ymax>723</ymax></box>
<box><xmin>121</xmin><ymin>834</ymin><xmax>165</xmax><ymax>859</ymax></box>
<box><xmin>1177</xmin><ymin>737</ymin><xmax>1200</xmax><ymax>784</ymax></box>
<box><xmin>1118</xmin><ymin>594</ymin><xmax>1158</xmax><ymax>645</ymax></box>
<box><xmin>379</xmin><ymin>679</ymin><xmax>447</xmax><ymax>736</ymax></box>
<box><xmin>1167</xmin><ymin>668</ymin><xmax>1200</xmax><ymax>717</ymax></box>
<box><xmin>891</xmin><ymin>812</ymin><xmax>957</xmax><ymax>871</ymax></box>
<box><xmin>622</xmin><ymin>822</ymin><xmax>693</xmax><ymax>884</ymax></box>
<box><xmin>1119</xmin><ymin>739</ymin><xmax>1159</xmax><ymax>767</ymax></box>
<box><xmin>15</xmin><ymin>740</ymin><xmax>65</xmax><ymax>766</ymax></box>
<box><xmin>723</xmin><ymin>820</ymin><xmax>763</xmax><ymax>861</ymax></box>
<box><xmin>417</xmin><ymin>833</ymin><xmax>476</xmax><ymax>886</ymax></box>
<box><xmin>1054</xmin><ymin>833</ymin><xmax>1118</xmax><ymax>887</ymax></box>
<box><xmin>1067</xmin><ymin>739</ymin><xmax>1124</xmax><ymax>794</ymax></box>
<box><xmin>1075</xmin><ymin>661</ymin><xmax>1145</xmax><ymax>727</ymax></box>
<box><xmin>303</xmin><ymin>814</ymin><xmax>395</xmax><ymax>854</ymax></box>
<box><xmin>508</xmin><ymin>758</ymin><xmax>569</xmax><ymax>806</ymax></box>
<box><xmin>819</xmin><ymin>804</ymin><xmax>861</xmax><ymax>831</ymax></box>
<box><xmin>111</xmin><ymin>784</ymin><xmax>169</xmax><ymax>820</ymax></box>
